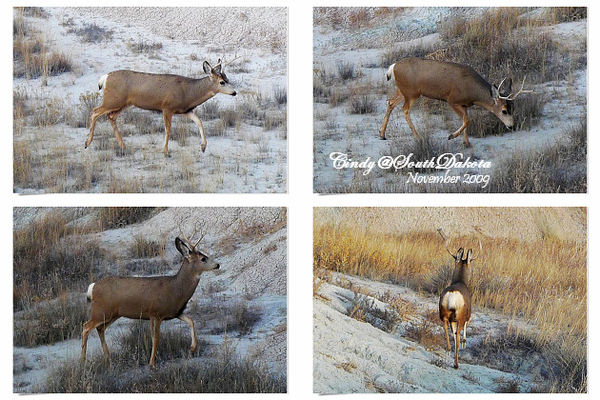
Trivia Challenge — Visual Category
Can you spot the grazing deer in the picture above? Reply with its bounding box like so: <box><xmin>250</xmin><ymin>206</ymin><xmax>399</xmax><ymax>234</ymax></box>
<box><xmin>85</xmin><ymin>59</ymin><xmax>237</xmax><ymax>156</ymax></box>
<box><xmin>437</xmin><ymin>229</ymin><xmax>479</xmax><ymax>369</ymax></box>
<box><xmin>81</xmin><ymin>232</ymin><xmax>220</xmax><ymax>367</ymax></box>
<box><xmin>380</xmin><ymin>58</ymin><xmax>531</xmax><ymax>147</ymax></box>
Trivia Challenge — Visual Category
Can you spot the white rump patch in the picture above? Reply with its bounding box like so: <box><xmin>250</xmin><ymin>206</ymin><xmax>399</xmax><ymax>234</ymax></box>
<box><xmin>98</xmin><ymin>74</ymin><xmax>108</xmax><ymax>90</ymax></box>
<box><xmin>86</xmin><ymin>282</ymin><xmax>95</xmax><ymax>301</ymax></box>
<box><xmin>386</xmin><ymin>63</ymin><xmax>396</xmax><ymax>81</ymax></box>
<box><xmin>442</xmin><ymin>291</ymin><xmax>465</xmax><ymax>311</ymax></box>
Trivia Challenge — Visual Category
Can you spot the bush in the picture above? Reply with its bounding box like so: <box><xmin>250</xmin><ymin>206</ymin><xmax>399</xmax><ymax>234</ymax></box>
<box><xmin>13</xmin><ymin>212</ymin><xmax>104</xmax><ymax>310</ymax></box>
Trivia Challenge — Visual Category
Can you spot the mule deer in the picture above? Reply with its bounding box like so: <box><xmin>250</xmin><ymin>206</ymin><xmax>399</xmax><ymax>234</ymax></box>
<box><xmin>85</xmin><ymin>59</ymin><xmax>236</xmax><ymax>156</ymax></box>
<box><xmin>81</xmin><ymin>232</ymin><xmax>220</xmax><ymax>367</ymax></box>
<box><xmin>437</xmin><ymin>228</ymin><xmax>479</xmax><ymax>369</ymax></box>
<box><xmin>380</xmin><ymin>58</ymin><xmax>531</xmax><ymax>147</ymax></box>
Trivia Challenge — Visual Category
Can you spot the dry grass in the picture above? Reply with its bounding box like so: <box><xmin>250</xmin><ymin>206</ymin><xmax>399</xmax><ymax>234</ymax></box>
<box><xmin>313</xmin><ymin>209</ymin><xmax>586</xmax><ymax>392</ymax></box>
<box><xmin>43</xmin><ymin>335</ymin><xmax>285</xmax><ymax>393</ymax></box>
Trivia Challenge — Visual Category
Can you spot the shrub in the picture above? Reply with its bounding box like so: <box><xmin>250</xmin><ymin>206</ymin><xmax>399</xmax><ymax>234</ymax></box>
<box><xmin>13</xmin><ymin>212</ymin><xmax>104</xmax><ymax>310</ymax></box>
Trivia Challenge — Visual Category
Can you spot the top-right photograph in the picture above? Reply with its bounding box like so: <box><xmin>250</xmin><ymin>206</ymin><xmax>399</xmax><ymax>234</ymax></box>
<box><xmin>313</xmin><ymin>7</ymin><xmax>587</xmax><ymax>193</ymax></box>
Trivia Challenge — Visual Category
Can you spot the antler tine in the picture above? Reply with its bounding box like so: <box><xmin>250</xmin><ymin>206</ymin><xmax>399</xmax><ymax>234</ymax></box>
<box><xmin>471</xmin><ymin>239</ymin><xmax>483</xmax><ymax>261</ymax></box>
<box><xmin>437</xmin><ymin>228</ymin><xmax>457</xmax><ymax>260</ymax></box>
<box><xmin>192</xmin><ymin>226</ymin><xmax>205</xmax><ymax>250</ymax></box>
<box><xmin>177</xmin><ymin>223</ymin><xmax>201</xmax><ymax>249</ymax></box>
<box><xmin>216</xmin><ymin>52</ymin><xmax>240</xmax><ymax>70</ymax></box>
<box><xmin>498</xmin><ymin>76</ymin><xmax>534</xmax><ymax>100</ymax></box>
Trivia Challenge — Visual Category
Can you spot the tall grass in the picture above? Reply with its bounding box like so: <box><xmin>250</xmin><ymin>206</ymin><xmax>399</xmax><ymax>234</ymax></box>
<box><xmin>13</xmin><ymin>212</ymin><xmax>104</xmax><ymax>310</ymax></box>
<box><xmin>13</xmin><ymin>8</ymin><xmax>73</xmax><ymax>80</ymax></box>
<box><xmin>313</xmin><ymin>209</ymin><xmax>586</xmax><ymax>392</ymax></box>
<box><xmin>43</xmin><ymin>337</ymin><xmax>285</xmax><ymax>393</ymax></box>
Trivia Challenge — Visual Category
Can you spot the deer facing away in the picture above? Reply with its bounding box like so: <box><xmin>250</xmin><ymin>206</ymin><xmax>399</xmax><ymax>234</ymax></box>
<box><xmin>81</xmin><ymin>235</ymin><xmax>220</xmax><ymax>367</ymax></box>
<box><xmin>380</xmin><ymin>58</ymin><xmax>531</xmax><ymax>147</ymax></box>
<box><xmin>85</xmin><ymin>60</ymin><xmax>236</xmax><ymax>156</ymax></box>
<box><xmin>438</xmin><ymin>236</ymin><xmax>478</xmax><ymax>369</ymax></box>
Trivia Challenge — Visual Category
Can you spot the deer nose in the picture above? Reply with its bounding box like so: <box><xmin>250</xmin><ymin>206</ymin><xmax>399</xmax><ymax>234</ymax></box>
<box><xmin>214</xmin><ymin>263</ymin><xmax>221</xmax><ymax>269</ymax></box>
<box><xmin>231</xmin><ymin>91</ymin><xmax>237</xmax><ymax>96</ymax></box>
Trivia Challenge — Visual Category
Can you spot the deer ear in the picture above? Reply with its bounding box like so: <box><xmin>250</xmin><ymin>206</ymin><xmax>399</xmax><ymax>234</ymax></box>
<box><xmin>466</xmin><ymin>249</ymin><xmax>473</xmax><ymax>263</ymax></box>
<box><xmin>501</xmin><ymin>78</ymin><xmax>513</xmax><ymax>96</ymax></box>
<box><xmin>455</xmin><ymin>247</ymin><xmax>464</xmax><ymax>261</ymax></box>
<box><xmin>175</xmin><ymin>237</ymin><xmax>191</xmax><ymax>258</ymax></box>
<box><xmin>202</xmin><ymin>61</ymin><xmax>212</xmax><ymax>75</ymax></box>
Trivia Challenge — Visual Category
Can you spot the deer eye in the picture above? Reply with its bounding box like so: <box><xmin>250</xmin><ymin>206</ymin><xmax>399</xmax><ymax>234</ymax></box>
<box><xmin>502</xmin><ymin>110</ymin><xmax>508</xmax><ymax>115</ymax></box>
<box><xmin>219</xmin><ymin>81</ymin><xmax>226</xmax><ymax>86</ymax></box>
<box><xmin>201</xmin><ymin>256</ymin><xmax>207</xmax><ymax>262</ymax></box>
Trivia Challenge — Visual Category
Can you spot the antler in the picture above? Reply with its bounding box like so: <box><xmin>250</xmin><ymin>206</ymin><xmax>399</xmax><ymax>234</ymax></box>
<box><xmin>178</xmin><ymin>224</ymin><xmax>205</xmax><ymax>250</ymax></box>
<box><xmin>471</xmin><ymin>239</ymin><xmax>483</xmax><ymax>261</ymax></box>
<box><xmin>437</xmin><ymin>228</ymin><xmax>457</xmax><ymax>260</ymax></box>
<box><xmin>498</xmin><ymin>76</ymin><xmax>534</xmax><ymax>101</ymax></box>
<box><xmin>213</xmin><ymin>52</ymin><xmax>241</xmax><ymax>70</ymax></box>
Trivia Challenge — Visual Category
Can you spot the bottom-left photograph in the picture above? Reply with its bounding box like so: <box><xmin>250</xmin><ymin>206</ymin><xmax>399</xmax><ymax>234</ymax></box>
<box><xmin>13</xmin><ymin>207</ymin><xmax>287</xmax><ymax>393</ymax></box>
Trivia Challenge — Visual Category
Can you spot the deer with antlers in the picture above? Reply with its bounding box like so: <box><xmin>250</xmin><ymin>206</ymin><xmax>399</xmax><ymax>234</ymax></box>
<box><xmin>85</xmin><ymin>59</ymin><xmax>237</xmax><ymax>156</ymax></box>
<box><xmin>437</xmin><ymin>228</ymin><xmax>480</xmax><ymax>369</ymax></box>
<box><xmin>81</xmin><ymin>229</ymin><xmax>219</xmax><ymax>367</ymax></box>
<box><xmin>380</xmin><ymin>58</ymin><xmax>532</xmax><ymax>147</ymax></box>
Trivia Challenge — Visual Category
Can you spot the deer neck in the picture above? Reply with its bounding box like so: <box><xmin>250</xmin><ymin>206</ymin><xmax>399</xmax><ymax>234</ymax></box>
<box><xmin>173</xmin><ymin>261</ymin><xmax>202</xmax><ymax>296</ymax></box>
<box><xmin>190</xmin><ymin>77</ymin><xmax>218</xmax><ymax>105</ymax></box>
<box><xmin>451</xmin><ymin>264</ymin><xmax>469</xmax><ymax>286</ymax></box>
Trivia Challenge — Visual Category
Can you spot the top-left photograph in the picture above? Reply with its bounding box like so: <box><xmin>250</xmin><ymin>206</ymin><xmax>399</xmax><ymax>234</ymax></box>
<box><xmin>13</xmin><ymin>7</ymin><xmax>288</xmax><ymax>193</ymax></box>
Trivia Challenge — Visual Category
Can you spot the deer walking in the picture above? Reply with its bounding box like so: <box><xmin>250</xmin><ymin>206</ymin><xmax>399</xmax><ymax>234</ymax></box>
<box><xmin>85</xmin><ymin>59</ymin><xmax>236</xmax><ymax>156</ymax></box>
<box><xmin>380</xmin><ymin>58</ymin><xmax>531</xmax><ymax>147</ymax></box>
<box><xmin>437</xmin><ymin>229</ymin><xmax>479</xmax><ymax>369</ymax></box>
<box><xmin>81</xmin><ymin>233</ymin><xmax>220</xmax><ymax>368</ymax></box>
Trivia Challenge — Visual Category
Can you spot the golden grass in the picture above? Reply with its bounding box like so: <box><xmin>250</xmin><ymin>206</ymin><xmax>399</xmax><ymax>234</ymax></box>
<box><xmin>313</xmin><ymin>210</ymin><xmax>586</xmax><ymax>391</ymax></box>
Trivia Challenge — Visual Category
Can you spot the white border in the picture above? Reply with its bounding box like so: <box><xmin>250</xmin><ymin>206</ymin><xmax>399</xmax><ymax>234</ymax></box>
<box><xmin>5</xmin><ymin>1</ymin><xmax>597</xmax><ymax>398</ymax></box>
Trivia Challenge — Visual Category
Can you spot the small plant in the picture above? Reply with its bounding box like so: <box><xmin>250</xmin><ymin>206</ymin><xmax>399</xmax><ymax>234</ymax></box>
<box><xmin>68</xmin><ymin>22</ymin><xmax>114</xmax><ymax>43</ymax></box>
<box><xmin>348</xmin><ymin>93</ymin><xmax>377</xmax><ymax>114</ymax></box>
<box><xmin>126</xmin><ymin>40</ymin><xmax>163</xmax><ymax>55</ymax></box>
<box><xmin>337</xmin><ymin>61</ymin><xmax>356</xmax><ymax>81</ymax></box>
<box><xmin>130</xmin><ymin>234</ymin><xmax>165</xmax><ymax>258</ymax></box>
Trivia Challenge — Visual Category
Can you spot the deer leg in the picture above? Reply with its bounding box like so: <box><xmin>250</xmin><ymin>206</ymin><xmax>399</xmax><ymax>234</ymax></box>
<box><xmin>186</xmin><ymin>112</ymin><xmax>207</xmax><ymax>153</ymax></box>
<box><xmin>178</xmin><ymin>314</ymin><xmax>198</xmax><ymax>353</ymax></box>
<box><xmin>96</xmin><ymin>324</ymin><xmax>112</xmax><ymax>364</ymax></box>
<box><xmin>380</xmin><ymin>90</ymin><xmax>404</xmax><ymax>140</ymax></box>
<box><xmin>85</xmin><ymin>106</ymin><xmax>111</xmax><ymax>149</ymax></box>
<box><xmin>81</xmin><ymin>319</ymin><xmax>99</xmax><ymax>362</ymax></box>
<box><xmin>462</xmin><ymin>321</ymin><xmax>468</xmax><ymax>349</ymax></box>
<box><xmin>162</xmin><ymin>111</ymin><xmax>174</xmax><ymax>157</ymax></box>
<box><xmin>447</xmin><ymin>104</ymin><xmax>471</xmax><ymax>147</ymax></box>
<box><xmin>454</xmin><ymin>328</ymin><xmax>460</xmax><ymax>369</ymax></box>
<box><xmin>442</xmin><ymin>318</ymin><xmax>451</xmax><ymax>351</ymax></box>
<box><xmin>401</xmin><ymin>97</ymin><xmax>420</xmax><ymax>139</ymax></box>
<box><xmin>149</xmin><ymin>318</ymin><xmax>161</xmax><ymax>367</ymax></box>
<box><xmin>107</xmin><ymin>110</ymin><xmax>126</xmax><ymax>150</ymax></box>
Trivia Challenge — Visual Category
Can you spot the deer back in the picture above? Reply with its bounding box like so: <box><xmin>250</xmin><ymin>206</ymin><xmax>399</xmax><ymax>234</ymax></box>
<box><xmin>393</xmin><ymin>58</ymin><xmax>495</xmax><ymax>106</ymax></box>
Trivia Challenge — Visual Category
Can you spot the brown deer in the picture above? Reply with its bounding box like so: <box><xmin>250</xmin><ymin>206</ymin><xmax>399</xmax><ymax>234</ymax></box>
<box><xmin>380</xmin><ymin>58</ymin><xmax>531</xmax><ymax>147</ymax></box>
<box><xmin>85</xmin><ymin>59</ymin><xmax>237</xmax><ymax>156</ymax></box>
<box><xmin>437</xmin><ymin>229</ymin><xmax>479</xmax><ymax>369</ymax></box>
<box><xmin>81</xmin><ymin>232</ymin><xmax>220</xmax><ymax>367</ymax></box>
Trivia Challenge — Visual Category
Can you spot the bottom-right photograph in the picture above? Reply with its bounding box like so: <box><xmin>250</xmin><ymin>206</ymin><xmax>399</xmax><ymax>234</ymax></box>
<box><xmin>313</xmin><ymin>207</ymin><xmax>587</xmax><ymax>394</ymax></box>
